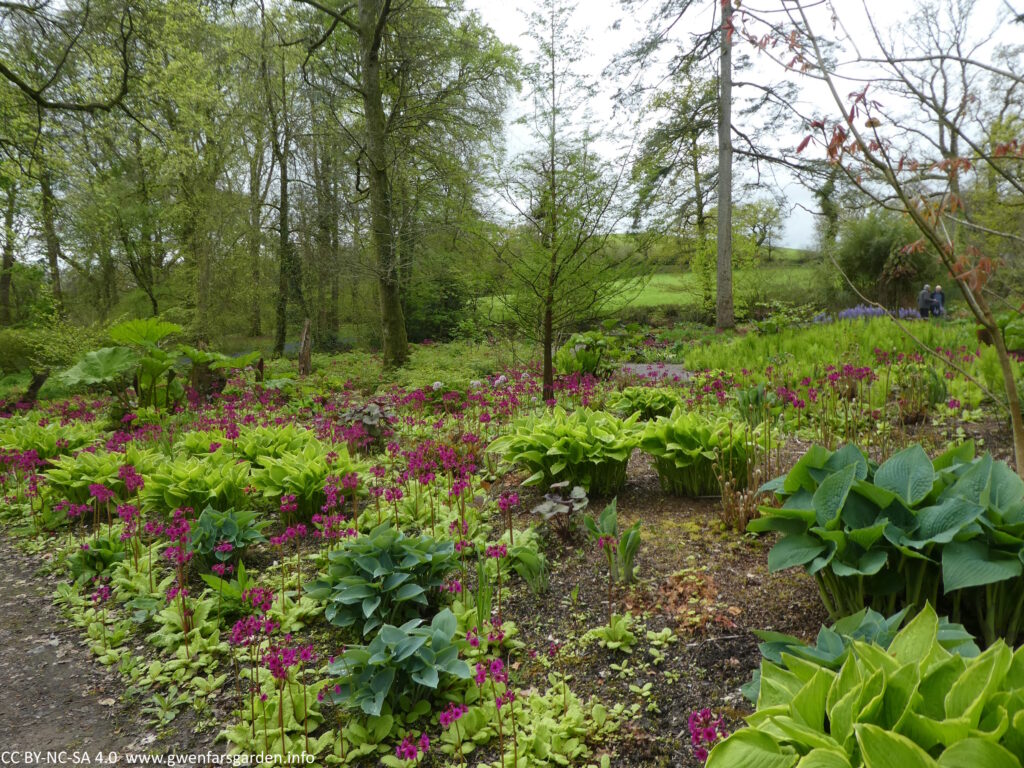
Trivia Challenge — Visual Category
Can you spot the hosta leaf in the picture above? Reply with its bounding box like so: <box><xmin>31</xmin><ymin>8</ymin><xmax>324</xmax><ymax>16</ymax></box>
<box><xmin>813</xmin><ymin>465</ymin><xmax>857</xmax><ymax>529</ymax></box>
<box><xmin>768</xmin><ymin>534</ymin><xmax>827</xmax><ymax>572</ymax></box>
<box><xmin>906</xmin><ymin>498</ymin><xmax>985</xmax><ymax>546</ymax></box>
<box><xmin>936</xmin><ymin>738</ymin><xmax>1020</xmax><ymax>768</ymax></box>
<box><xmin>796</xmin><ymin>749</ymin><xmax>852</xmax><ymax>768</ymax></box>
<box><xmin>856</xmin><ymin>724</ymin><xmax>940</xmax><ymax>768</ymax></box>
<box><xmin>875</xmin><ymin>445</ymin><xmax>934</xmax><ymax>506</ymax></box>
<box><xmin>705</xmin><ymin>729</ymin><xmax>799</xmax><ymax>768</ymax></box>
<box><xmin>942</xmin><ymin>540</ymin><xmax>1022</xmax><ymax>592</ymax></box>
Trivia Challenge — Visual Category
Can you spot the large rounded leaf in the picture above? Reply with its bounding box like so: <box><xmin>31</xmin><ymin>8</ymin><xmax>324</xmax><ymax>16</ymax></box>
<box><xmin>768</xmin><ymin>534</ymin><xmax>827</xmax><ymax>572</ymax></box>
<box><xmin>942</xmin><ymin>540</ymin><xmax>1023</xmax><ymax>592</ymax></box>
<box><xmin>60</xmin><ymin>346</ymin><xmax>138</xmax><ymax>386</ymax></box>
<box><xmin>875</xmin><ymin>445</ymin><xmax>935</xmax><ymax>506</ymax></box>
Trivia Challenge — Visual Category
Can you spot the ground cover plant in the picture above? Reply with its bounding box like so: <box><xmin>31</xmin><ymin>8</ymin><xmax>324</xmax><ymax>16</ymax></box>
<box><xmin>0</xmin><ymin>310</ymin><xmax>1021</xmax><ymax>767</ymax></box>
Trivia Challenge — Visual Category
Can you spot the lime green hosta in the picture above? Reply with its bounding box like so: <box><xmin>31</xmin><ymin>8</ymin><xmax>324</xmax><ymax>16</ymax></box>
<box><xmin>639</xmin><ymin>408</ymin><xmax>754</xmax><ymax>497</ymax></box>
<box><xmin>251</xmin><ymin>442</ymin><xmax>366</xmax><ymax>520</ymax></box>
<box><xmin>487</xmin><ymin>407</ymin><xmax>640</xmax><ymax>495</ymax></box>
<box><xmin>141</xmin><ymin>453</ymin><xmax>251</xmax><ymax>513</ymax></box>
<box><xmin>708</xmin><ymin>604</ymin><xmax>1024</xmax><ymax>768</ymax></box>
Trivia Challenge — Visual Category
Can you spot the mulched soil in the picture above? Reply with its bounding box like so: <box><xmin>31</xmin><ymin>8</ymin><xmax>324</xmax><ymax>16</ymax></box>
<box><xmin>498</xmin><ymin>449</ymin><xmax>827</xmax><ymax>768</ymax></box>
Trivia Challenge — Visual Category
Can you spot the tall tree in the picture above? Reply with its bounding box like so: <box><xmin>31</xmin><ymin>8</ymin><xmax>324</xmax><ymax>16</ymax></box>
<box><xmin>496</xmin><ymin>0</ymin><xmax>640</xmax><ymax>402</ymax></box>
<box><xmin>716</xmin><ymin>0</ymin><xmax>734</xmax><ymax>328</ymax></box>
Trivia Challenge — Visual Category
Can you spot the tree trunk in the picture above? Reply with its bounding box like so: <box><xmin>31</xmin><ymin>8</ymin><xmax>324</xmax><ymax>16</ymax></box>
<box><xmin>273</xmin><ymin>146</ymin><xmax>290</xmax><ymax>356</ymax></box>
<box><xmin>298</xmin><ymin>316</ymin><xmax>312</xmax><ymax>376</ymax></box>
<box><xmin>542</xmin><ymin>299</ymin><xmax>554</xmax><ymax>403</ymax></box>
<box><xmin>248</xmin><ymin>144</ymin><xmax>263</xmax><ymax>337</ymax></box>
<box><xmin>0</xmin><ymin>184</ymin><xmax>15</xmax><ymax>325</ymax></box>
<box><xmin>715</xmin><ymin>0</ymin><xmax>734</xmax><ymax>330</ymax></box>
<box><xmin>39</xmin><ymin>169</ymin><xmax>65</xmax><ymax>315</ymax></box>
<box><xmin>359</xmin><ymin>0</ymin><xmax>408</xmax><ymax>367</ymax></box>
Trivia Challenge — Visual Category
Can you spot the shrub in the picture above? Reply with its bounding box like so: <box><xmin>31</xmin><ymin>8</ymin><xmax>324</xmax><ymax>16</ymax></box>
<box><xmin>640</xmin><ymin>409</ymin><xmax>753</xmax><ymax>496</ymax></box>
<box><xmin>326</xmin><ymin>608</ymin><xmax>470</xmax><ymax>717</ymax></box>
<box><xmin>488</xmin><ymin>407</ymin><xmax>640</xmax><ymax>495</ymax></box>
<box><xmin>304</xmin><ymin>523</ymin><xmax>457</xmax><ymax>637</ymax></box>
<box><xmin>751</xmin><ymin>441</ymin><xmax>1024</xmax><ymax>645</ymax></box>
<box><xmin>606</xmin><ymin>386</ymin><xmax>683</xmax><ymax>420</ymax></box>
<box><xmin>836</xmin><ymin>210</ymin><xmax>933</xmax><ymax>308</ymax></box>
<box><xmin>709</xmin><ymin>605</ymin><xmax>1024</xmax><ymax>767</ymax></box>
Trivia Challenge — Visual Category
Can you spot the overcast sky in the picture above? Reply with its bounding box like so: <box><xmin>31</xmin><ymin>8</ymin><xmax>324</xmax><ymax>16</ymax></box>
<box><xmin>463</xmin><ymin>0</ymin><xmax>1015</xmax><ymax>248</ymax></box>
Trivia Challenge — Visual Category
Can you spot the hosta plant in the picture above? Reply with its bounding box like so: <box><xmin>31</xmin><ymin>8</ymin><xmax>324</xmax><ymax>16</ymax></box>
<box><xmin>327</xmin><ymin>608</ymin><xmax>470</xmax><ymax>717</ymax></box>
<box><xmin>229</xmin><ymin>424</ymin><xmax>320</xmax><ymax>467</ymax></box>
<box><xmin>187</xmin><ymin>505</ymin><xmax>267</xmax><ymax>564</ymax></box>
<box><xmin>0</xmin><ymin>420</ymin><xmax>102</xmax><ymax>460</ymax></box>
<box><xmin>251</xmin><ymin>442</ymin><xmax>365</xmax><ymax>521</ymax></box>
<box><xmin>752</xmin><ymin>441</ymin><xmax>1024</xmax><ymax>645</ymax></box>
<box><xmin>709</xmin><ymin>604</ymin><xmax>1024</xmax><ymax>767</ymax></box>
<box><xmin>141</xmin><ymin>454</ymin><xmax>251</xmax><ymax>514</ymax></box>
<box><xmin>640</xmin><ymin>408</ymin><xmax>753</xmax><ymax>497</ymax></box>
<box><xmin>488</xmin><ymin>407</ymin><xmax>640</xmax><ymax>495</ymax></box>
<box><xmin>304</xmin><ymin>523</ymin><xmax>457</xmax><ymax>636</ymax></box>
<box><xmin>606</xmin><ymin>386</ymin><xmax>684</xmax><ymax>420</ymax></box>
<box><xmin>741</xmin><ymin>605</ymin><xmax>979</xmax><ymax>703</ymax></box>
<box><xmin>554</xmin><ymin>331</ymin><xmax>611</xmax><ymax>375</ymax></box>
<box><xmin>45</xmin><ymin>445</ymin><xmax>161</xmax><ymax>504</ymax></box>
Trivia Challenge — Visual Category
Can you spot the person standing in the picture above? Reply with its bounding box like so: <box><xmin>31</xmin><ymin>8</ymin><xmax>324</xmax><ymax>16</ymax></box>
<box><xmin>917</xmin><ymin>284</ymin><xmax>934</xmax><ymax>319</ymax></box>
<box><xmin>931</xmin><ymin>285</ymin><xmax>946</xmax><ymax>317</ymax></box>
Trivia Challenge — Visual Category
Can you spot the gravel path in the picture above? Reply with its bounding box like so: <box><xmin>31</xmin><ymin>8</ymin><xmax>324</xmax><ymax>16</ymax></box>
<box><xmin>0</xmin><ymin>536</ymin><xmax>211</xmax><ymax>759</ymax></box>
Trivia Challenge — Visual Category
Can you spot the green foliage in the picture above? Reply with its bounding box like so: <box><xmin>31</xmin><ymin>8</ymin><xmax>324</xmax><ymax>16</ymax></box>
<box><xmin>488</xmin><ymin>407</ymin><xmax>640</xmax><ymax>495</ymax></box>
<box><xmin>188</xmin><ymin>505</ymin><xmax>267</xmax><ymax>563</ymax></box>
<box><xmin>0</xmin><ymin>420</ymin><xmax>102</xmax><ymax>460</ymax></box>
<box><xmin>584</xmin><ymin>499</ymin><xmax>641</xmax><ymax>584</ymax></box>
<box><xmin>741</xmin><ymin>606</ymin><xmax>979</xmax><ymax>703</ymax></box>
<box><xmin>554</xmin><ymin>331</ymin><xmax>611</xmax><ymax>375</ymax></box>
<box><xmin>250</xmin><ymin>443</ymin><xmax>365</xmax><ymax>521</ymax></box>
<box><xmin>583</xmin><ymin>613</ymin><xmax>638</xmax><ymax>653</ymax></box>
<box><xmin>327</xmin><ymin>608</ymin><xmax>471</xmax><ymax>717</ymax></box>
<box><xmin>200</xmin><ymin>561</ymin><xmax>256</xmax><ymax>620</ymax></box>
<box><xmin>68</xmin><ymin>535</ymin><xmax>126</xmax><ymax>585</ymax></box>
<box><xmin>640</xmin><ymin>408</ymin><xmax>753</xmax><ymax>496</ymax></box>
<box><xmin>108</xmin><ymin>318</ymin><xmax>182</xmax><ymax>347</ymax></box>
<box><xmin>709</xmin><ymin>605</ymin><xmax>1024</xmax><ymax>768</ymax></box>
<box><xmin>837</xmin><ymin>210</ymin><xmax>933</xmax><ymax>307</ymax></box>
<box><xmin>304</xmin><ymin>524</ymin><xmax>457</xmax><ymax>636</ymax></box>
<box><xmin>752</xmin><ymin>441</ymin><xmax>1024</xmax><ymax>645</ymax></box>
<box><xmin>141</xmin><ymin>454</ymin><xmax>251</xmax><ymax>514</ymax></box>
<box><xmin>228</xmin><ymin>424</ymin><xmax>320</xmax><ymax>466</ymax></box>
<box><xmin>59</xmin><ymin>347</ymin><xmax>139</xmax><ymax>388</ymax></box>
<box><xmin>606</xmin><ymin>386</ymin><xmax>683</xmax><ymax>420</ymax></box>
<box><xmin>45</xmin><ymin>445</ymin><xmax>161</xmax><ymax>504</ymax></box>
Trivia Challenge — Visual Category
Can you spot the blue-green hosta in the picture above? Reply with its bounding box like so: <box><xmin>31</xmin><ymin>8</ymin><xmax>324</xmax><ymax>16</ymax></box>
<box><xmin>327</xmin><ymin>608</ymin><xmax>470</xmax><ymax>717</ymax></box>
<box><xmin>708</xmin><ymin>604</ymin><xmax>1024</xmax><ymax>768</ymax></box>
<box><xmin>639</xmin><ymin>408</ymin><xmax>754</xmax><ymax>497</ymax></box>
<box><xmin>752</xmin><ymin>441</ymin><xmax>1024</xmax><ymax>645</ymax></box>
<box><xmin>487</xmin><ymin>407</ymin><xmax>640</xmax><ymax>495</ymax></box>
<box><xmin>304</xmin><ymin>523</ymin><xmax>457</xmax><ymax>636</ymax></box>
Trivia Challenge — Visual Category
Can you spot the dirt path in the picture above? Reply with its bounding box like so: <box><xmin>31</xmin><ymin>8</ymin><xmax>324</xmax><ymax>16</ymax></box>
<box><xmin>0</xmin><ymin>536</ymin><xmax>213</xmax><ymax>758</ymax></box>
